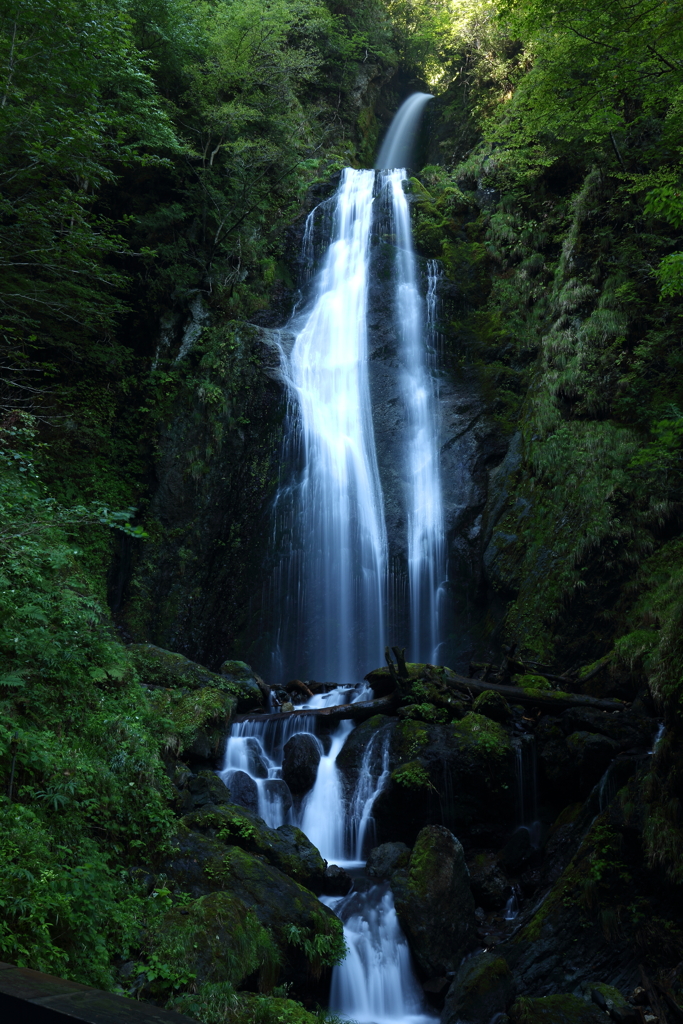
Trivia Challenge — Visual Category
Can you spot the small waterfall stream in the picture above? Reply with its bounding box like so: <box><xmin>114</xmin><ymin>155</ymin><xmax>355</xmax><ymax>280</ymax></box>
<box><xmin>223</xmin><ymin>95</ymin><xmax>443</xmax><ymax>1023</ymax></box>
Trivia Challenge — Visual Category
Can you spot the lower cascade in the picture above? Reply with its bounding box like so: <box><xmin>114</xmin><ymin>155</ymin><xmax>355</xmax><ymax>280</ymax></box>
<box><xmin>221</xmin><ymin>684</ymin><xmax>437</xmax><ymax>1024</ymax></box>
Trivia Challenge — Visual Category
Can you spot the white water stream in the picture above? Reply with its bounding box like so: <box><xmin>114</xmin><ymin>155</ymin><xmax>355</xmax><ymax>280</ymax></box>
<box><xmin>223</xmin><ymin>96</ymin><xmax>442</xmax><ymax>1023</ymax></box>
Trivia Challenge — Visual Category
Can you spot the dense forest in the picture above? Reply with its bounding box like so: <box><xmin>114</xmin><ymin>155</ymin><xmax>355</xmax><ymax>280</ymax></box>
<box><xmin>1</xmin><ymin>0</ymin><xmax>683</xmax><ymax>1021</ymax></box>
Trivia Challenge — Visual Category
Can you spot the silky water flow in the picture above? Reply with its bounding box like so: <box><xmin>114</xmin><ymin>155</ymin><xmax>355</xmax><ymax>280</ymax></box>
<box><xmin>221</xmin><ymin>97</ymin><xmax>443</xmax><ymax>1024</ymax></box>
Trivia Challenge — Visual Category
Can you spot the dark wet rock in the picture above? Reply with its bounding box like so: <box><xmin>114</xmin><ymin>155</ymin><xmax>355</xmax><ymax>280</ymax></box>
<box><xmin>263</xmin><ymin>778</ymin><xmax>293</xmax><ymax>815</ymax></box>
<box><xmin>500</xmin><ymin>828</ymin><xmax>534</xmax><ymax>875</ymax></box>
<box><xmin>187</xmin><ymin>770</ymin><xmax>231</xmax><ymax>809</ymax></box>
<box><xmin>442</xmin><ymin>951</ymin><xmax>515</xmax><ymax>1024</ymax></box>
<box><xmin>472</xmin><ymin>689</ymin><xmax>512</xmax><ymax>723</ymax></box>
<box><xmin>322</xmin><ymin>864</ymin><xmax>353</xmax><ymax>895</ymax></box>
<box><xmin>366</xmin><ymin>841</ymin><xmax>411</xmax><ymax>880</ymax></box>
<box><xmin>560</xmin><ymin>707</ymin><xmax>653</xmax><ymax>750</ymax></box>
<box><xmin>393</xmin><ymin>825</ymin><xmax>476</xmax><ymax>978</ymax></box>
<box><xmin>239</xmin><ymin>736</ymin><xmax>269</xmax><ymax>779</ymax></box>
<box><xmin>540</xmin><ymin>731</ymin><xmax>620</xmax><ymax>798</ymax></box>
<box><xmin>336</xmin><ymin>714</ymin><xmax>397</xmax><ymax>795</ymax></box>
<box><xmin>225</xmin><ymin>770</ymin><xmax>259</xmax><ymax>813</ymax></box>
<box><xmin>372</xmin><ymin>716</ymin><xmax>515</xmax><ymax>846</ymax></box>
<box><xmin>182</xmin><ymin>803</ymin><xmax>325</xmax><ymax>890</ymax></box>
<box><xmin>468</xmin><ymin>854</ymin><xmax>510</xmax><ymax>909</ymax></box>
<box><xmin>508</xmin><ymin>994</ymin><xmax>607</xmax><ymax>1024</ymax></box>
<box><xmin>282</xmin><ymin>734</ymin><xmax>322</xmax><ymax>794</ymax></box>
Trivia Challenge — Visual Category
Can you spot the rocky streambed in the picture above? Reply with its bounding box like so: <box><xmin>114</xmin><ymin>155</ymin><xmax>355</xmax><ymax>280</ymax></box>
<box><xmin>128</xmin><ymin>641</ymin><xmax>671</xmax><ymax>1024</ymax></box>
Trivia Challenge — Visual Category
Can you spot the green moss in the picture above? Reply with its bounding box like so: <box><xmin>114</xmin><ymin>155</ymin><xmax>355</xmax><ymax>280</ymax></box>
<box><xmin>146</xmin><ymin>686</ymin><xmax>235</xmax><ymax>756</ymax></box>
<box><xmin>472</xmin><ymin>690</ymin><xmax>512</xmax><ymax>722</ymax></box>
<box><xmin>391</xmin><ymin>760</ymin><xmax>435</xmax><ymax>791</ymax></box>
<box><xmin>513</xmin><ymin>673</ymin><xmax>552</xmax><ymax>692</ymax></box>
<box><xmin>398</xmin><ymin>702</ymin><xmax>449</xmax><ymax>724</ymax></box>
<box><xmin>395</xmin><ymin>719</ymin><xmax>429</xmax><ymax>759</ymax></box>
<box><xmin>510</xmin><ymin>993</ymin><xmax>605</xmax><ymax>1023</ymax></box>
<box><xmin>140</xmin><ymin>891</ymin><xmax>279</xmax><ymax>999</ymax></box>
<box><xmin>452</xmin><ymin>713</ymin><xmax>511</xmax><ymax>757</ymax></box>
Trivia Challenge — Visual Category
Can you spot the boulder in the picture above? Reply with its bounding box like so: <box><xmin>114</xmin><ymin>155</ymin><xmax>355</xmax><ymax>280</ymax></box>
<box><xmin>186</xmin><ymin>770</ymin><xmax>231</xmax><ymax>809</ymax></box>
<box><xmin>130</xmin><ymin>643</ymin><xmax>263</xmax><ymax>711</ymax></box>
<box><xmin>182</xmin><ymin>803</ymin><xmax>325</xmax><ymax>890</ymax></box>
<box><xmin>366</xmin><ymin>842</ymin><xmax>411</xmax><ymax>881</ymax></box>
<box><xmin>219</xmin><ymin>659</ymin><xmax>266</xmax><ymax>710</ymax></box>
<box><xmin>282</xmin><ymin>734</ymin><xmax>322</xmax><ymax>794</ymax></box>
<box><xmin>142</xmin><ymin>891</ymin><xmax>277</xmax><ymax>995</ymax></box>
<box><xmin>393</xmin><ymin>825</ymin><xmax>476</xmax><ymax>977</ymax></box>
<box><xmin>372</xmin><ymin>716</ymin><xmax>515</xmax><ymax>846</ymax></box>
<box><xmin>442</xmin><ymin>951</ymin><xmax>515</xmax><ymax>1024</ymax></box>
<box><xmin>508</xmin><ymin>995</ymin><xmax>607</xmax><ymax>1024</ymax></box>
<box><xmin>472</xmin><ymin>690</ymin><xmax>512</xmax><ymax>723</ymax></box>
<box><xmin>225</xmin><ymin>770</ymin><xmax>259</xmax><ymax>813</ymax></box>
<box><xmin>540</xmin><ymin>732</ymin><xmax>620</xmax><ymax>798</ymax></box>
<box><xmin>322</xmin><ymin>864</ymin><xmax>353</xmax><ymax>895</ymax></box>
<box><xmin>560</xmin><ymin>707</ymin><xmax>652</xmax><ymax>750</ymax></box>
<box><xmin>163</xmin><ymin>831</ymin><xmax>342</xmax><ymax>990</ymax></box>
<box><xmin>262</xmin><ymin>778</ymin><xmax>293</xmax><ymax>817</ymax></box>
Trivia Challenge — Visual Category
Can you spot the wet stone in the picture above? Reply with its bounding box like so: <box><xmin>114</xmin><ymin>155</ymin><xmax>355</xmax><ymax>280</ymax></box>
<box><xmin>225</xmin><ymin>770</ymin><xmax>259</xmax><ymax>813</ymax></box>
<box><xmin>282</xmin><ymin>734</ymin><xmax>322</xmax><ymax>794</ymax></box>
<box><xmin>366</xmin><ymin>841</ymin><xmax>411</xmax><ymax>881</ymax></box>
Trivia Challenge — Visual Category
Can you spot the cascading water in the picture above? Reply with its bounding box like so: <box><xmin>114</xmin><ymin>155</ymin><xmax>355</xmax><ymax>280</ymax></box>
<box><xmin>223</xmin><ymin>94</ymin><xmax>443</xmax><ymax>1024</ymax></box>
<box><xmin>383</xmin><ymin>169</ymin><xmax>445</xmax><ymax>663</ymax></box>
<box><xmin>278</xmin><ymin>169</ymin><xmax>388</xmax><ymax>684</ymax></box>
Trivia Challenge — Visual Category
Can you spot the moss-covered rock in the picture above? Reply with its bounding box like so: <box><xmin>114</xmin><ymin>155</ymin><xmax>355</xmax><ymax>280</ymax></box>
<box><xmin>509</xmin><ymin>994</ymin><xmax>607</xmax><ymax>1024</ymax></box>
<box><xmin>452</xmin><ymin>712</ymin><xmax>511</xmax><ymax>758</ymax></box>
<box><xmin>131</xmin><ymin>642</ymin><xmax>262</xmax><ymax>711</ymax></box>
<box><xmin>472</xmin><ymin>689</ymin><xmax>513</xmax><ymax>723</ymax></box>
<box><xmin>513</xmin><ymin>674</ymin><xmax>552</xmax><ymax>692</ymax></box>
<box><xmin>442</xmin><ymin>951</ymin><xmax>515</xmax><ymax>1024</ymax></box>
<box><xmin>140</xmin><ymin>891</ymin><xmax>280</xmax><ymax>997</ymax></box>
<box><xmin>163</xmin><ymin>830</ymin><xmax>344</xmax><ymax>985</ymax></box>
<box><xmin>393</xmin><ymin>825</ymin><xmax>476</xmax><ymax>977</ymax></box>
<box><xmin>182</xmin><ymin>802</ymin><xmax>325</xmax><ymax>890</ymax></box>
<box><xmin>146</xmin><ymin>684</ymin><xmax>237</xmax><ymax>762</ymax></box>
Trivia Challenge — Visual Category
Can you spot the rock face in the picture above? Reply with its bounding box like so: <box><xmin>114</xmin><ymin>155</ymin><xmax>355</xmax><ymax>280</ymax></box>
<box><xmin>442</xmin><ymin>951</ymin><xmax>516</xmax><ymax>1024</ymax></box>
<box><xmin>392</xmin><ymin>825</ymin><xmax>476</xmax><ymax>978</ymax></box>
<box><xmin>282</xmin><ymin>734</ymin><xmax>322</xmax><ymax>795</ymax></box>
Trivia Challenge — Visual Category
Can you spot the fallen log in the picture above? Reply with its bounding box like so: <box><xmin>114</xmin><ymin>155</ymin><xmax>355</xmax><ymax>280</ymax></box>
<box><xmin>233</xmin><ymin>688</ymin><xmax>400</xmax><ymax>726</ymax></box>
<box><xmin>445</xmin><ymin>670</ymin><xmax>627</xmax><ymax>714</ymax></box>
<box><xmin>365</xmin><ymin>664</ymin><xmax>628</xmax><ymax>715</ymax></box>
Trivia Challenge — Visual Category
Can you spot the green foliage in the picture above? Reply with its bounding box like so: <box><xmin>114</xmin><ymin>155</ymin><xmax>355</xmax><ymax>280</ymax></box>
<box><xmin>285</xmin><ymin>917</ymin><xmax>347</xmax><ymax>975</ymax></box>
<box><xmin>452</xmin><ymin>712</ymin><xmax>511</xmax><ymax>757</ymax></box>
<box><xmin>391</xmin><ymin>760</ymin><xmax>436</xmax><ymax>790</ymax></box>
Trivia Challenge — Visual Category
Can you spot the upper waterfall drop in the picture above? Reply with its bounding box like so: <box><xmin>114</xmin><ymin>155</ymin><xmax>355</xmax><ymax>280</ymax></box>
<box><xmin>279</xmin><ymin>168</ymin><xmax>388</xmax><ymax>684</ymax></box>
<box><xmin>375</xmin><ymin>92</ymin><xmax>433</xmax><ymax>170</ymax></box>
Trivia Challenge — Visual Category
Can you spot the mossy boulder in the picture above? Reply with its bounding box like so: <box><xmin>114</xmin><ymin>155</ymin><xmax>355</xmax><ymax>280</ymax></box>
<box><xmin>336</xmin><ymin>714</ymin><xmax>397</xmax><ymax>794</ymax></box>
<box><xmin>509</xmin><ymin>994</ymin><xmax>607</xmax><ymax>1024</ymax></box>
<box><xmin>472</xmin><ymin>690</ymin><xmax>513</xmax><ymax>723</ymax></box>
<box><xmin>163</xmin><ymin>830</ymin><xmax>343</xmax><ymax>986</ymax></box>
<box><xmin>220</xmin><ymin>659</ymin><xmax>265</xmax><ymax>710</ymax></box>
<box><xmin>182</xmin><ymin>803</ymin><xmax>325</xmax><ymax>890</ymax></box>
<box><xmin>392</xmin><ymin>825</ymin><xmax>476</xmax><ymax>977</ymax></box>
<box><xmin>372</xmin><ymin>716</ymin><xmax>516</xmax><ymax>846</ymax></box>
<box><xmin>442</xmin><ymin>951</ymin><xmax>515</xmax><ymax>1024</ymax></box>
<box><xmin>513</xmin><ymin>674</ymin><xmax>552</xmax><ymax>692</ymax></box>
<box><xmin>130</xmin><ymin>642</ymin><xmax>263</xmax><ymax>711</ymax></box>
<box><xmin>141</xmin><ymin>891</ymin><xmax>279</xmax><ymax>996</ymax></box>
<box><xmin>146</xmin><ymin>684</ymin><xmax>237</xmax><ymax>763</ymax></box>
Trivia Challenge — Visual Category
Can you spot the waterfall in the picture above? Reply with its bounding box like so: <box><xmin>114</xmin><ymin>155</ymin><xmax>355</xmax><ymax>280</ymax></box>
<box><xmin>224</xmin><ymin>94</ymin><xmax>443</xmax><ymax>1024</ymax></box>
<box><xmin>383</xmin><ymin>169</ymin><xmax>445</xmax><ymax>663</ymax></box>
<box><xmin>375</xmin><ymin>92</ymin><xmax>434</xmax><ymax>170</ymax></box>
<box><xmin>279</xmin><ymin>168</ymin><xmax>388</xmax><ymax>684</ymax></box>
<box><xmin>323</xmin><ymin>884</ymin><xmax>434</xmax><ymax>1024</ymax></box>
